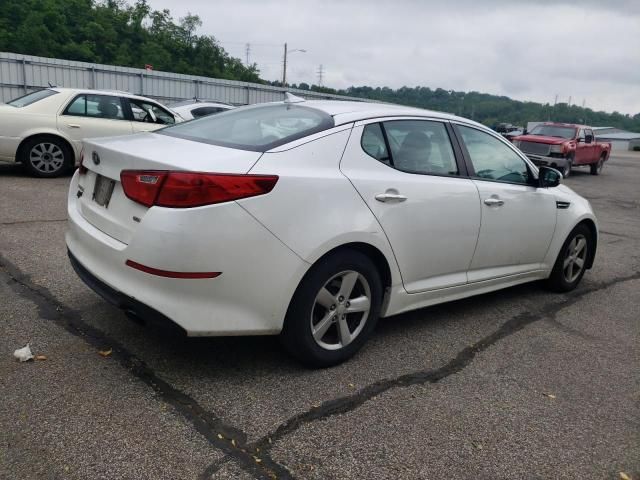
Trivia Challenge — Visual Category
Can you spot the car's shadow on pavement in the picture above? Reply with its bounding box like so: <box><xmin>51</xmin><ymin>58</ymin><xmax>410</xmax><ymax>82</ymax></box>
<box><xmin>108</xmin><ymin>280</ymin><xmax>546</xmax><ymax>374</ymax></box>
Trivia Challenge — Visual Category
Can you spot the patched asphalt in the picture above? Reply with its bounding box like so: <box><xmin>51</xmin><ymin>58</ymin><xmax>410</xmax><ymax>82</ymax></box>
<box><xmin>1</xmin><ymin>153</ymin><xmax>639</xmax><ymax>479</ymax></box>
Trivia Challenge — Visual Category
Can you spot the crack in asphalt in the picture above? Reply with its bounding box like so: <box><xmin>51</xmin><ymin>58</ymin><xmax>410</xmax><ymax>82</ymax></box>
<box><xmin>245</xmin><ymin>272</ymin><xmax>640</xmax><ymax>459</ymax></box>
<box><xmin>0</xmin><ymin>254</ymin><xmax>293</xmax><ymax>480</ymax></box>
<box><xmin>0</xmin><ymin>218</ymin><xmax>67</xmax><ymax>226</ymax></box>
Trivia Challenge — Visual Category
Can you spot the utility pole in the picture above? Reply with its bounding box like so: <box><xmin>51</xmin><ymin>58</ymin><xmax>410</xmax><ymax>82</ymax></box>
<box><xmin>317</xmin><ymin>64</ymin><xmax>324</xmax><ymax>87</ymax></box>
<box><xmin>568</xmin><ymin>95</ymin><xmax>572</xmax><ymax>107</ymax></box>
<box><xmin>245</xmin><ymin>43</ymin><xmax>250</xmax><ymax>66</ymax></box>
<box><xmin>282</xmin><ymin>42</ymin><xmax>287</xmax><ymax>86</ymax></box>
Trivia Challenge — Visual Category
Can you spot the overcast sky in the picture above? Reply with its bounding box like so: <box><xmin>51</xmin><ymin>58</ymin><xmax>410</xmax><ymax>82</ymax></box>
<box><xmin>149</xmin><ymin>0</ymin><xmax>640</xmax><ymax>114</ymax></box>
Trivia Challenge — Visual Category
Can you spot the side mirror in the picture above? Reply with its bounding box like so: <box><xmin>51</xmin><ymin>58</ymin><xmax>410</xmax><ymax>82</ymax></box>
<box><xmin>585</xmin><ymin>134</ymin><xmax>593</xmax><ymax>144</ymax></box>
<box><xmin>538</xmin><ymin>166</ymin><xmax>562</xmax><ymax>187</ymax></box>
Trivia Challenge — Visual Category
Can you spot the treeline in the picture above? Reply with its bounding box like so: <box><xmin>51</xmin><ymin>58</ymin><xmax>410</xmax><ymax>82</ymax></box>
<box><xmin>287</xmin><ymin>84</ymin><xmax>640</xmax><ymax>132</ymax></box>
<box><xmin>0</xmin><ymin>0</ymin><xmax>261</xmax><ymax>82</ymax></box>
<box><xmin>1</xmin><ymin>0</ymin><xmax>637</xmax><ymax>131</ymax></box>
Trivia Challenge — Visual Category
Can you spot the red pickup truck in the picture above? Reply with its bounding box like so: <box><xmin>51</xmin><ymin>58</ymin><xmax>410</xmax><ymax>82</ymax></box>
<box><xmin>512</xmin><ymin>122</ymin><xmax>611</xmax><ymax>177</ymax></box>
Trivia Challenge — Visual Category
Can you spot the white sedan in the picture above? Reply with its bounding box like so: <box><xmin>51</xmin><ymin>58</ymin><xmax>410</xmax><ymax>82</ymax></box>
<box><xmin>170</xmin><ymin>100</ymin><xmax>234</xmax><ymax>120</ymax></box>
<box><xmin>66</xmin><ymin>96</ymin><xmax>598</xmax><ymax>367</ymax></box>
<box><xmin>0</xmin><ymin>88</ymin><xmax>181</xmax><ymax>177</ymax></box>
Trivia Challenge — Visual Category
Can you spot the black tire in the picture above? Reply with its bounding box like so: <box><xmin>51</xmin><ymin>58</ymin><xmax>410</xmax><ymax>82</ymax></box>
<box><xmin>562</xmin><ymin>154</ymin><xmax>574</xmax><ymax>178</ymax></box>
<box><xmin>590</xmin><ymin>154</ymin><xmax>606</xmax><ymax>175</ymax></box>
<box><xmin>280</xmin><ymin>249</ymin><xmax>383</xmax><ymax>368</ymax></box>
<box><xmin>20</xmin><ymin>136</ymin><xmax>74</xmax><ymax>178</ymax></box>
<box><xmin>545</xmin><ymin>224</ymin><xmax>592</xmax><ymax>293</ymax></box>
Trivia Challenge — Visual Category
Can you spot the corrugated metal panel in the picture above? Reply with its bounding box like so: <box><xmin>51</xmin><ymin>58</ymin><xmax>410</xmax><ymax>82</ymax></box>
<box><xmin>0</xmin><ymin>51</ymin><xmax>372</xmax><ymax>106</ymax></box>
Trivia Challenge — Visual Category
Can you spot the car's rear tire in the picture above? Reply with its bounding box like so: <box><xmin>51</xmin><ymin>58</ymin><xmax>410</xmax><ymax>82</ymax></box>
<box><xmin>280</xmin><ymin>249</ymin><xmax>383</xmax><ymax>368</ymax></box>
<box><xmin>545</xmin><ymin>224</ymin><xmax>592</xmax><ymax>292</ymax></box>
<box><xmin>590</xmin><ymin>154</ymin><xmax>606</xmax><ymax>175</ymax></box>
<box><xmin>20</xmin><ymin>136</ymin><xmax>74</xmax><ymax>178</ymax></box>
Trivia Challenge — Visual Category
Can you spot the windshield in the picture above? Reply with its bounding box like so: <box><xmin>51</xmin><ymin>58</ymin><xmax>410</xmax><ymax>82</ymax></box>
<box><xmin>7</xmin><ymin>89</ymin><xmax>58</xmax><ymax>107</ymax></box>
<box><xmin>529</xmin><ymin>125</ymin><xmax>576</xmax><ymax>139</ymax></box>
<box><xmin>159</xmin><ymin>103</ymin><xmax>334</xmax><ymax>151</ymax></box>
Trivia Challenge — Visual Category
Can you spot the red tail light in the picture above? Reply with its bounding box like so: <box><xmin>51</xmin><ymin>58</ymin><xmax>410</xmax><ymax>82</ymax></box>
<box><xmin>120</xmin><ymin>170</ymin><xmax>278</xmax><ymax>208</ymax></box>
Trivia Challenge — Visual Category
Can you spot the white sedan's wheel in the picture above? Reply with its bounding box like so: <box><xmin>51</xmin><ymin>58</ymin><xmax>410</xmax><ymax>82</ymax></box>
<box><xmin>545</xmin><ymin>224</ymin><xmax>592</xmax><ymax>292</ymax></box>
<box><xmin>311</xmin><ymin>270</ymin><xmax>371</xmax><ymax>350</ymax></box>
<box><xmin>22</xmin><ymin>137</ymin><xmax>72</xmax><ymax>178</ymax></box>
<box><xmin>281</xmin><ymin>249</ymin><xmax>382</xmax><ymax>367</ymax></box>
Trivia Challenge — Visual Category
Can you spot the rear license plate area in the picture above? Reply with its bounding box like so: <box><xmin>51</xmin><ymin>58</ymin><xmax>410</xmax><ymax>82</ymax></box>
<box><xmin>93</xmin><ymin>174</ymin><xmax>116</xmax><ymax>208</ymax></box>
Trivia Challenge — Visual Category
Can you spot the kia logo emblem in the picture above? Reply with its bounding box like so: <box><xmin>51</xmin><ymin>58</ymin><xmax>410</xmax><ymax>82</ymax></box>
<box><xmin>92</xmin><ymin>152</ymin><xmax>100</xmax><ymax>165</ymax></box>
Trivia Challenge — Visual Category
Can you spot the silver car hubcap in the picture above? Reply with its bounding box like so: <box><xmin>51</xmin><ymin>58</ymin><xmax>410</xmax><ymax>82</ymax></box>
<box><xmin>563</xmin><ymin>234</ymin><xmax>587</xmax><ymax>283</ymax></box>
<box><xmin>310</xmin><ymin>270</ymin><xmax>371</xmax><ymax>350</ymax></box>
<box><xmin>30</xmin><ymin>143</ymin><xmax>64</xmax><ymax>173</ymax></box>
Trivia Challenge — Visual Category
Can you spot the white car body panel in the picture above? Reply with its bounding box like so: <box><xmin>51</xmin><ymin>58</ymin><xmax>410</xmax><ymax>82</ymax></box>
<box><xmin>0</xmin><ymin>88</ymin><xmax>179</xmax><ymax>164</ymax></box>
<box><xmin>340</xmin><ymin>123</ymin><xmax>481</xmax><ymax>293</ymax></box>
<box><xmin>66</xmin><ymin>99</ymin><xmax>598</xmax><ymax>337</ymax></box>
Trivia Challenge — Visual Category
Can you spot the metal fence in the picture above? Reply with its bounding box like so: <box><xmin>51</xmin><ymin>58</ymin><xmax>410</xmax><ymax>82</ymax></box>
<box><xmin>0</xmin><ymin>52</ymin><xmax>368</xmax><ymax>105</ymax></box>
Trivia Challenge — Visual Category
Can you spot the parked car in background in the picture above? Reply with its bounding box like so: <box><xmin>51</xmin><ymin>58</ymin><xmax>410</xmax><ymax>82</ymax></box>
<box><xmin>512</xmin><ymin>122</ymin><xmax>611</xmax><ymax>177</ymax></box>
<box><xmin>0</xmin><ymin>88</ymin><xmax>182</xmax><ymax>177</ymax></box>
<box><xmin>170</xmin><ymin>99</ymin><xmax>234</xmax><ymax>120</ymax></box>
<box><xmin>66</xmin><ymin>97</ymin><xmax>598</xmax><ymax>367</ymax></box>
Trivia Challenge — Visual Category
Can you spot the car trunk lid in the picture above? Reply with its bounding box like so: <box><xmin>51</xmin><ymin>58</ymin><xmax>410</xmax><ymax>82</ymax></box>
<box><xmin>75</xmin><ymin>132</ymin><xmax>262</xmax><ymax>244</ymax></box>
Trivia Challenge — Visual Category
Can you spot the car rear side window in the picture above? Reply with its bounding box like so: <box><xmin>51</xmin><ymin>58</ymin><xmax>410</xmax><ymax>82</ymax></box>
<box><xmin>7</xmin><ymin>89</ymin><xmax>58</xmax><ymax>107</ymax></box>
<box><xmin>191</xmin><ymin>106</ymin><xmax>226</xmax><ymax>118</ymax></box>
<box><xmin>63</xmin><ymin>94</ymin><xmax>126</xmax><ymax>120</ymax></box>
<box><xmin>160</xmin><ymin>104</ymin><xmax>335</xmax><ymax>152</ymax></box>
<box><xmin>362</xmin><ymin>120</ymin><xmax>459</xmax><ymax>176</ymax></box>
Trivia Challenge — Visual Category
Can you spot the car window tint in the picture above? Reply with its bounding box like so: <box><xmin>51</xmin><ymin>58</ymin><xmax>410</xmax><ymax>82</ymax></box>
<box><xmin>128</xmin><ymin>99</ymin><xmax>175</xmax><ymax>125</ymax></box>
<box><xmin>191</xmin><ymin>106</ymin><xmax>223</xmax><ymax>118</ymax></box>
<box><xmin>160</xmin><ymin>104</ymin><xmax>334</xmax><ymax>152</ymax></box>
<box><xmin>458</xmin><ymin>125</ymin><xmax>530</xmax><ymax>185</ymax></box>
<box><xmin>361</xmin><ymin>123</ymin><xmax>390</xmax><ymax>164</ymax></box>
<box><xmin>383</xmin><ymin>120</ymin><xmax>458</xmax><ymax>175</ymax></box>
<box><xmin>64</xmin><ymin>95</ymin><xmax>125</xmax><ymax>120</ymax></box>
<box><xmin>7</xmin><ymin>89</ymin><xmax>58</xmax><ymax>107</ymax></box>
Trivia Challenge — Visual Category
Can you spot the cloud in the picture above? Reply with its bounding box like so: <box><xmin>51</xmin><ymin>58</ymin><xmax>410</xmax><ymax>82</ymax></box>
<box><xmin>149</xmin><ymin>0</ymin><xmax>640</xmax><ymax>114</ymax></box>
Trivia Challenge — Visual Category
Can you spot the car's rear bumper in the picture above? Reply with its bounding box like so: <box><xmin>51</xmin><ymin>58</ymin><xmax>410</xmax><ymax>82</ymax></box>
<box><xmin>68</xmin><ymin>249</ymin><xmax>186</xmax><ymax>334</ymax></box>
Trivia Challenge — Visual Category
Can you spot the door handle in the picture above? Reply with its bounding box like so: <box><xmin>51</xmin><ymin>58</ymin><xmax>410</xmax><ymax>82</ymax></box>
<box><xmin>484</xmin><ymin>197</ymin><xmax>504</xmax><ymax>206</ymax></box>
<box><xmin>375</xmin><ymin>192</ymin><xmax>407</xmax><ymax>203</ymax></box>
<box><xmin>67</xmin><ymin>123</ymin><xmax>81</xmax><ymax>129</ymax></box>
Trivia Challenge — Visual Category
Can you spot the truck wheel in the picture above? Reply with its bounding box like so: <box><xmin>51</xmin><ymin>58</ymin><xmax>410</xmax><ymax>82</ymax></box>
<box><xmin>562</xmin><ymin>154</ymin><xmax>573</xmax><ymax>178</ymax></box>
<box><xmin>590</xmin><ymin>154</ymin><xmax>606</xmax><ymax>176</ymax></box>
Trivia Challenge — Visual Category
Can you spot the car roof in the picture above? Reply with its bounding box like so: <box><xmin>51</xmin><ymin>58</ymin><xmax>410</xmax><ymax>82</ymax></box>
<box><xmin>287</xmin><ymin>100</ymin><xmax>486</xmax><ymax>129</ymax></box>
<box><xmin>50</xmin><ymin>87</ymin><xmax>160</xmax><ymax>102</ymax></box>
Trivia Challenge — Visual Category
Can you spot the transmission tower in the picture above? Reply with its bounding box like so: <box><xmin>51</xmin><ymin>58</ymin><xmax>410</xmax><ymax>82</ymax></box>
<box><xmin>245</xmin><ymin>43</ymin><xmax>251</xmax><ymax>66</ymax></box>
<box><xmin>317</xmin><ymin>64</ymin><xmax>324</xmax><ymax>87</ymax></box>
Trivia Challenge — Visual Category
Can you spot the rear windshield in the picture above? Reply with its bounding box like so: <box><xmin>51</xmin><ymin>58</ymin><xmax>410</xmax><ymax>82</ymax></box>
<box><xmin>529</xmin><ymin>125</ymin><xmax>577</xmax><ymax>139</ymax></box>
<box><xmin>159</xmin><ymin>103</ymin><xmax>334</xmax><ymax>151</ymax></box>
<box><xmin>7</xmin><ymin>89</ymin><xmax>58</xmax><ymax>107</ymax></box>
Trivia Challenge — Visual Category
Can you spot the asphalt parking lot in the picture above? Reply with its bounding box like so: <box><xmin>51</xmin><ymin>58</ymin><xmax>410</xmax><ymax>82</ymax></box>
<box><xmin>1</xmin><ymin>152</ymin><xmax>639</xmax><ymax>480</ymax></box>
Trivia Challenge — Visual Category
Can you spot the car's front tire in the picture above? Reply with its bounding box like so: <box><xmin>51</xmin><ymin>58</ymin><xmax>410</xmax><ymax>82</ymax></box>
<box><xmin>562</xmin><ymin>154</ymin><xmax>574</xmax><ymax>178</ymax></box>
<box><xmin>545</xmin><ymin>224</ymin><xmax>592</xmax><ymax>292</ymax></box>
<box><xmin>21</xmin><ymin>136</ymin><xmax>73</xmax><ymax>178</ymax></box>
<box><xmin>281</xmin><ymin>249</ymin><xmax>383</xmax><ymax>368</ymax></box>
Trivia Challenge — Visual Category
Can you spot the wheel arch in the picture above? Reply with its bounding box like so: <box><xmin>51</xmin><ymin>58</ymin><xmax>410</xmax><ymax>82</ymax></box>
<box><xmin>16</xmin><ymin>133</ymin><xmax>77</xmax><ymax>164</ymax></box>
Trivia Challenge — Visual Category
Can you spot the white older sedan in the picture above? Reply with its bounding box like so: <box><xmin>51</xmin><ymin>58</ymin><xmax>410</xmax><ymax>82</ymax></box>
<box><xmin>66</xmin><ymin>96</ymin><xmax>598</xmax><ymax>367</ymax></box>
<box><xmin>0</xmin><ymin>88</ymin><xmax>181</xmax><ymax>177</ymax></box>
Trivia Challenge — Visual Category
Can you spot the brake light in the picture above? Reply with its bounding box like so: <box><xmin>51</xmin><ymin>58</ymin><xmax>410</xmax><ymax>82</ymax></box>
<box><xmin>120</xmin><ymin>170</ymin><xmax>278</xmax><ymax>208</ymax></box>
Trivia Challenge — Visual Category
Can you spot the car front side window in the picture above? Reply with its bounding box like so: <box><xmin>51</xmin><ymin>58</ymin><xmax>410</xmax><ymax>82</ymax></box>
<box><xmin>128</xmin><ymin>99</ymin><xmax>175</xmax><ymax>125</ymax></box>
<box><xmin>457</xmin><ymin>125</ymin><xmax>530</xmax><ymax>185</ymax></box>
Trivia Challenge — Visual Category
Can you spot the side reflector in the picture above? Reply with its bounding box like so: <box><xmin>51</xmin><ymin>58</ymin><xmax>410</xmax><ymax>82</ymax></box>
<box><xmin>125</xmin><ymin>259</ymin><xmax>221</xmax><ymax>279</ymax></box>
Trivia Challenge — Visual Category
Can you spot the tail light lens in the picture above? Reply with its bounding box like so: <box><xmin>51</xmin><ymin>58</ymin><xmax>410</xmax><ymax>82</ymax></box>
<box><xmin>120</xmin><ymin>170</ymin><xmax>278</xmax><ymax>208</ymax></box>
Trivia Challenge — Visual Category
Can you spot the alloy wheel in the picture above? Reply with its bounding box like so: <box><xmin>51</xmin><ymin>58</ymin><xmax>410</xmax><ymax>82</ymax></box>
<box><xmin>310</xmin><ymin>270</ymin><xmax>371</xmax><ymax>350</ymax></box>
<box><xmin>562</xmin><ymin>234</ymin><xmax>588</xmax><ymax>283</ymax></box>
<box><xmin>29</xmin><ymin>142</ymin><xmax>65</xmax><ymax>174</ymax></box>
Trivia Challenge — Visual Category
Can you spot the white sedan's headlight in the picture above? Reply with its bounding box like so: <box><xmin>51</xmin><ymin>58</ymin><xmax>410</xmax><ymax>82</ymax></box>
<box><xmin>549</xmin><ymin>144</ymin><xmax>563</xmax><ymax>154</ymax></box>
